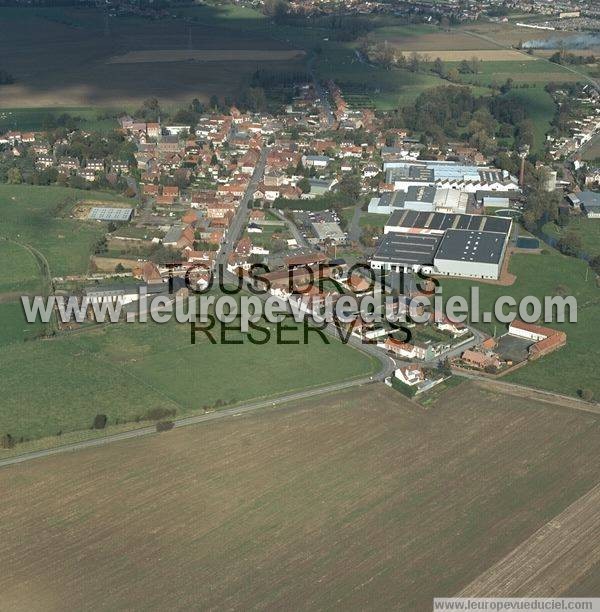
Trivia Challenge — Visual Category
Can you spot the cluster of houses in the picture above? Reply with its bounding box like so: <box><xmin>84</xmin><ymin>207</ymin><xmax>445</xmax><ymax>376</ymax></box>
<box><xmin>0</xmin><ymin>130</ymin><xmax>131</xmax><ymax>182</ymax></box>
<box><xmin>548</xmin><ymin>85</ymin><xmax>600</xmax><ymax>161</ymax></box>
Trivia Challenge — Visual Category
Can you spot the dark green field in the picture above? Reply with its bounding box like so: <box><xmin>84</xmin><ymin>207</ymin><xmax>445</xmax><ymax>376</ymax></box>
<box><xmin>0</xmin><ymin>4</ymin><xmax>301</xmax><ymax>108</ymax></box>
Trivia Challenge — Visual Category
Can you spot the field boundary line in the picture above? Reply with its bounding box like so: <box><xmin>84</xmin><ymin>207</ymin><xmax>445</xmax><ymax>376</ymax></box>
<box><xmin>0</xmin><ymin>378</ymin><xmax>377</xmax><ymax>469</ymax></box>
<box><xmin>457</xmin><ymin>480</ymin><xmax>600</xmax><ymax>596</ymax></box>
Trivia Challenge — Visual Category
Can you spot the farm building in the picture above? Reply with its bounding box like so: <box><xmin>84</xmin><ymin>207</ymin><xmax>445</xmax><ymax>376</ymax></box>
<box><xmin>508</xmin><ymin>321</ymin><xmax>566</xmax><ymax>359</ymax></box>
<box><xmin>87</xmin><ymin>207</ymin><xmax>134</xmax><ymax>222</ymax></box>
<box><xmin>577</xmin><ymin>191</ymin><xmax>600</xmax><ymax>218</ymax></box>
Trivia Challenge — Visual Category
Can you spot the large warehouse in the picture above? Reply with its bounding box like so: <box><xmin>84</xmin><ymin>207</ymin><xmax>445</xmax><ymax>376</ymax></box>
<box><xmin>368</xmin><ymin>185</ymin><xmax>469</xmax><ymax>215</ymax></box>
<box><xmin>383</xmin><ymin>160</ymin><xmax>520</xmax><ymax>194</ymax></box>
<box><xmin>370</xmin><ymin>210</ymin><xmax>512</xmax><ymax>280</ymax></box>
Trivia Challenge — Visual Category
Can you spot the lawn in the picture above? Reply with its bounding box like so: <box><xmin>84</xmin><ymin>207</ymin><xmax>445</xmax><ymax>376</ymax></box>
<box><xmin>0</xmin><ymin>317</ymin><xmax>378</xmax><ymax>442</ymax></box>
<box><xmin>440</xmin><ymin>245</ymin><xmax>600</xmax><ymax>399</ymax></box>
<box><xmin>360</xmin><ymin>212</ymin><xmax>389</xmax><ymax>228</ymax></box>
<box><xmin>543</xmin><ymin>217</ymin><xmax>600</xmax><ymax>258</ymax></box>
<box><xmin>0</xmin><ymin>184</ymin><xmax>129</xmax><ymax>278</ymax></box>
<box><xmin>1</xmin><ymin>382</ymin><xmax>599</xmax><ymax>608</ymax></box>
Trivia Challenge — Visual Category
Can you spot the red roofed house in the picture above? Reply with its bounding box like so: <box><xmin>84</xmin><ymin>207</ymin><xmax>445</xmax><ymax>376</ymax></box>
<box><xmin>508</xmin><ymin>320</ymin><xmax>566</xmax><ymax>359</ymax></box>
<box><xmin>143</xmin><ymin>183</ymin><xmax>159</xmax><ymax>196</ymax></box>
<box><xmin>461</xmin><ymin>349</ymin><xmax>501</xmax><ymax>370</ymax></box>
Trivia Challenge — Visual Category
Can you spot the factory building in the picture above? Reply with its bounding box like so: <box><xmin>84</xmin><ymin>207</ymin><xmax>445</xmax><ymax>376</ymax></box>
<box><xmin>368</xmin><ymin>185</ymin><xmax>468</xmax><ymax>215</ymax></box>
<box><xmin>370</xmin><ymin>210</ymin><xmax>512</xmax><ymax>280</ymax></box>
<box><xmin>383</xmin><ymin>160</ymin><xmax>520</xmax><ymax>194</ymax></box>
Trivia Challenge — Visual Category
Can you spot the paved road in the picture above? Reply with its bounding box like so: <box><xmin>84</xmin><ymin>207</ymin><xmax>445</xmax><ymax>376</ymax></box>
<box><xmin>216</xmin><ymin>146</ymin><xmax>269</xmax><ymax>268</ymax></box>
<box><xmin>271</xmin><ymin>209</ymin><xmax>310</xmax><ymax>248</ymax></box>
<box><xmin>347</xmin><ymin>202</ymin><xmax>363</xmax><ymax>243</ymax></box>
<box><xmin>0</xmin><ymin>376</ymin><xmax>382</xmax><ymax>470</ymax></box>
<box><xmin>307</xmin><ymin>53</ymin><xmax>335</xmax><ymax>127</ymax></box>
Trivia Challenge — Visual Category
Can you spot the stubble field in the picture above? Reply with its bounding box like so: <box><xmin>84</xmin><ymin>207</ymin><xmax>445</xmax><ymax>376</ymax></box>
<box><xmin>1</xmin><ymin>382</ymin><xmax>599</xmax><ymax>610</ymax></box>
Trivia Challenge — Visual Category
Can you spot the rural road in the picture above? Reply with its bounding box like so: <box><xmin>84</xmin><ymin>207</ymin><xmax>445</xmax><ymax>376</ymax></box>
<box><xmin>307</xmin><ymin>52</ymin><xmax>335</xmax><ymax>127</ymax></box>
<box><xmin>0</xmin><ymin>375</ymin><xmax>389</xmax><ymax>470</ymax></box>
<box><xmin>347</xmin><ymin>202</ymin><xmax>363</xmax><ymax>243</ymax></box>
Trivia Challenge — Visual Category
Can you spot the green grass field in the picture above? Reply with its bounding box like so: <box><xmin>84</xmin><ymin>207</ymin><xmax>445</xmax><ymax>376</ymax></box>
<box><xmin>0</xmin><ymin>301</ymin><xmax>44</xmax><ymax>347</ymax></box>
<box><xmin>504</xmin><ymin>87</ymin><xmax>556</xmax><ymax>154</ymax></box>
<box><xmin>449</xmin><ymin>59</ymin><xmax>580</xmax><ymax>86</ymax></box>
<box><xmin>543</xmin><ymin>217</ymin><xmax>600</xmax><ymax>258</ymax></box>
<box><xmin>0</xmin><ymin>107</ymin><xmax>118</xmax><ymax>133</ymax></box>
<box><xmin>360</xmin><ymin>212</ymin><xmax>389</xmax><ymax>228</ymax></box>
<box><xmin>0</xmin><ymin>317</ymin><xmax>378</xmax><ymax>442</ymax></box>
<box><xmin>0</xmin><ymin>184</ymin><xmax>129</xmax><ymax>278</ymax></box>
<box><xmin>0</xmin><ymin>241</ymin><xmax>42</xmax><ymax>295</ymax></box>
<box><xmin>441</xmin><ymin>246</ymin><xmax>600</xmax><ymax>399</ymax></box>
<box><xmin>314</xmin><ymin>45</ymin><xmax>450</xmax><ymax>109</ymax></box>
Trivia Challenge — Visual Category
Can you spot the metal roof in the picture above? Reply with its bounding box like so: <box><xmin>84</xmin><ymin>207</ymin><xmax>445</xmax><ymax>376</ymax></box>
<box><xmin>372</xmin><ymin>233</ymin><xmax>441</xmax><ymax>266</ymax></box>
<box><xmin>435</xmin><ymin>229</ymin><xmax>505</xmax><ymax>265</ymax></box>
<box><xmin>87</xmin><ymin>207</ymin><xmax>133</xmax><ymax>222</ymax></box>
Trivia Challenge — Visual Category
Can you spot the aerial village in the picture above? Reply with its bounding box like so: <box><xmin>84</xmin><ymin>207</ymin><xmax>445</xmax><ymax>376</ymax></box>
<box><xmin>2</xmin><ymin>76</ymin><xmax>597</xmax><ymax>397</ymax></box>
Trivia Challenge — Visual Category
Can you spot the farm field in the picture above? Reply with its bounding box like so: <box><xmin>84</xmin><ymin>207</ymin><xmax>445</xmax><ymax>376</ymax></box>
<box><xmin>0</xmin><ymin>317</ymin><xmax>378</xmax><ymax>443</ymax></box>
<box><xmin>441</xmin><ymin>245</ymin><xmax>600</xmax><ymax>399</ymax></box>
<box><xmin>459</xmin><ymin>20</ymin><xmax>577</xmax><ymax>49</ymax></box>
<box><xmin>314</xmin><ymin>45</ymin><xmax>451</xmax><ymax>109</ymax></box>
<box><xmin>0</xmin><ymin>240</ymin><xmax>42</xmax><ymax>295</ymax></box>
<box><xmin>369</xmin><ymin>25</ymin><xmax>498</xmax><ymax>51</ymax></box>
<box><xmin>450</xmin><ymin>59</ymin><xmax>581</xmax><ymax>85</ymax></box>
<box><xmin>108</xmin><ymin>49</ymin><xmax>305</xmax><ymax>63</ymax></box>
<box><xmin>399</xmin><ymin>49</ymin><xmax>534</xmax><ymax>61</ymax></box>
<box><xmin>0</xmin><ymin>5</ymin><xmax>300</xmax><ymax>108</ymax></box>
<box><xmin>0</xmin><ymin>302</ymin><xmax>44</xmax><ymax>348</ymax></box>
<box><xmin>0</xmin><ymin>107</ymin><xmax>118</xmax><ymax>133</ymax></box>
<box><xmin>1</xmin><ymin>382</ymin><xmax>599</xmax><ymax>609</ymax></box>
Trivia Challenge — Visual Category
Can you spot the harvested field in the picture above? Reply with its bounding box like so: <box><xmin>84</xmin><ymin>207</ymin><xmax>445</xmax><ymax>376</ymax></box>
<box><xmin>1</xmin><ymin>382</ymin><xmax>599</xmax><ymax>609</ymax></box>
<box><xmin>459</xmin><ymin>481</ymin><xmax>600</xmax><ymax>597</ymax></box>
<box><xmin>108</xmin><ymin>49</ymin><xmax>305</xmax><ymax>63</ymax></box>
<box><xmin>375</xmin><ymin>29</ymin><xmax>501</xmax><ymax>51</ymax></box>
<box><xmin>399</xmin><ymin>49</ymin><xmax>535</xmax><ymax>61</ymax></box>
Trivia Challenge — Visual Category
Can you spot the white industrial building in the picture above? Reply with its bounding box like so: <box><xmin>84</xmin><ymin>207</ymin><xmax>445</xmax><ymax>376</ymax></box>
<box><xmin>368</xmin><ymin>185</ymin><xmax>468</xmax><ymax>215</ymax></box>
<box><xmin>383</xmin><ymin>160</ymin><xmax>520</xmax><ymax>194</ymax></box>
<box><xmin>370</xmin><ymin>210</ymin><xmax>512</xmax><ymax>280</ymax></box>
